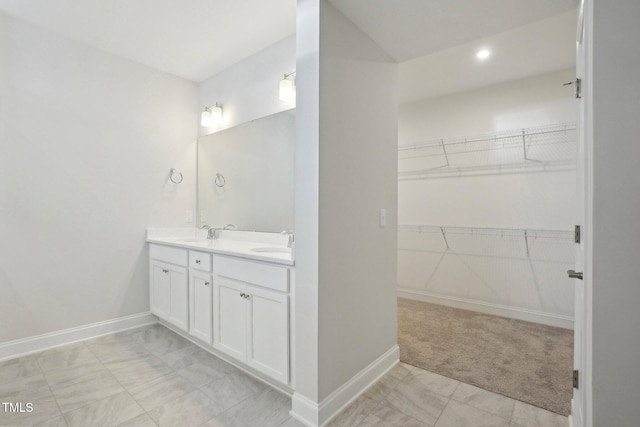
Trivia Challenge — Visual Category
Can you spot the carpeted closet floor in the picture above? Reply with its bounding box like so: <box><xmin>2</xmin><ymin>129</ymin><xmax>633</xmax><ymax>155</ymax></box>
<box><xmin>397</xmin><ymin>298</ymin><xmax>574</xmax><ymax>416</ymax></box>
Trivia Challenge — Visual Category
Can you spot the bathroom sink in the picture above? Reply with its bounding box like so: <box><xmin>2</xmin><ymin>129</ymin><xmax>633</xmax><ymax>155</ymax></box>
<box><xmin>251</xmin><ymin>247</ymin><xmax>291</xmax><ymax>254</ymax></box>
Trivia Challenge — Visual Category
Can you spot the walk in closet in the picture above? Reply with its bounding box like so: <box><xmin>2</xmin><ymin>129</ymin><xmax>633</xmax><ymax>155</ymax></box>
<box><xmin>393</xmin><ymin>3</ymin><xmax>580</xmax><ymax>327</ymax></box>
<box><xmin>397</xmin><ymin>113</ymin><xmax>577</xmax><ymax>327</ymax></box>
<box><xmin>395</xmin><ymin>9</ymin><xmax>579</xmax><ymax>415</ymax></box>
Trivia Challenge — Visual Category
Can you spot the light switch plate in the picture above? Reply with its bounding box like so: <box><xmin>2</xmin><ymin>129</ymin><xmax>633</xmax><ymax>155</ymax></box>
<box><xmin>379</xmin><ymin>208</ymin><xmax>387</xmax><ymax>228</ymax></box>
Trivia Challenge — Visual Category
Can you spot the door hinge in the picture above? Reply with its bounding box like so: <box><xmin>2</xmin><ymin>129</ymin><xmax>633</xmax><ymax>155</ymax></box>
<box><xmin>567</xmin><ymin>270</ymin><xmax>584</xmax><ymax>280</ymax></box>
<box><xmin>563</xmin><ymin>78</ymin><xmax>582</xmax><ymax>99</ymax></box>
<box><xmin>574</xmin><ymin>225</ymin><xmax>581</xmax><ymax>244</ymax></box>
<box><xmin>573</xmin><ymin>369</ymin><xmax>580</xmax><ymax>389</ymax></box>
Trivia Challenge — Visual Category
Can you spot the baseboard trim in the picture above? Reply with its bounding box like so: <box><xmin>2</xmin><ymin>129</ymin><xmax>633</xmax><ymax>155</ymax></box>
<box><xmin>290</xmin><ymin>344</ymin><xmax>400</xmax><ymax>427</ymax></box>
<box><xmin>0</xmin><ymin>312</ymin><xmax>157</xmax><ymax>362</ymax></box>
<box><xmin>398</xmin><ymin>288</ymin><xmax>574</xmax><ymax>330</ymax></box>
<box><xmin>569</xmin><ymin>397</ymin><xmax>582</xmax><ymax>427</ymax></box>
<box><xmin>290</xmin><ymin>393</ymin><xmax>320</xmax><ymax>427</ymax></box>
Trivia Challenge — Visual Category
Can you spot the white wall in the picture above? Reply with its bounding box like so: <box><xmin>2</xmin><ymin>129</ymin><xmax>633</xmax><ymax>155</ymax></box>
<box><xmin>591</xmin><ymin>0</ymin><xmax>640</xmax><ymax>425</ymax></box>
<box><xmin>316</xmin><ymin>1</ymin><xmax>398</xmax><ymax>400</ymax></box>
<box><xmin>399</xmin><ymin>69</ymin><xmax>577</xmax><ymax>148</ymax></box>
<box><xmin>0</xmin><ymin>12</ymin><xmax>198</xmax><ymax>343</ymax></box>
<box><xmin>293</xmin><ymin>0</ymin><xmax>398</xmax><ymax>422</ymax></box>
<box><xmin>398</xmin><ymin>70</ymin><xmax>577</xmax><ymax>326</ymax></box>
<box><xmin>399</xmin><ymin>69</ymin><xmax>577</xmax><ymax>228</ymax></box>
<box><xmin>319</xmin><ymin>2</ymin><xmax>397</xmax><ymax>398</ymax></box>
<box><xmin>293</xmin><ymin>0</ymin><xmax>321</xmax><ymax>409</ymax></box>
<box><xmin>198</xmin><ymin>35</ymin><xmax>296</xmax><ymax>136</ymax></box>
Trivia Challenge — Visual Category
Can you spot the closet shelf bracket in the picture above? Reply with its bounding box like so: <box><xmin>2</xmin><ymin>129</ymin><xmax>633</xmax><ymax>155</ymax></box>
<box><xmin>440</xmin><ymin>227</ymin><xmax>450</xmax><ymax>250</ymax></box>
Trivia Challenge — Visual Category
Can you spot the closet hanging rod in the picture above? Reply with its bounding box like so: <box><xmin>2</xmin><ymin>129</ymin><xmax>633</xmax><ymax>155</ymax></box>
<box><xmin>397</xmin><ymin>224</ymin><xmax>574</xmax><ymax>240</ymax></box>
<box><xmin>397</xmin><ymin>159</ymin><xmax>577</xmax><ymax>179</ymax></box>
<box><xmin>398</xmin><ymin>122</ymin><xmax>576</xmax><ymax>152</ymax></box>
<box><xmin>398</xmin><ymin>224</ymin><xmax>574</xmax><ymax>257</ymax></box>
<box><xmin>398</xmin><ymin>139</ymin><xmax>574</xmax><ymax>159</ymax></box>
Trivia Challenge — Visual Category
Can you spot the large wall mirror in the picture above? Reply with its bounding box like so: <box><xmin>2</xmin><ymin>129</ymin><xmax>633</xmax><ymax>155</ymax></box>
<box><xmin>197</xmin><ymin>109</ymin><xmax>295</xmax><ymax>233</ymax></box>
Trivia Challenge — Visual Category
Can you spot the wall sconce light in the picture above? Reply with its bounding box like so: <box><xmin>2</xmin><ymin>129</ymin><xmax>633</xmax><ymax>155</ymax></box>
<box><xmin>201</xmin><ymin>102</ymin><xmax>223</xmax><ymax>127</ymax></box>
<box><xmin>279</xmin><ymin>72</ymin><xmax>296</xmax><ymax>102</ymax></box>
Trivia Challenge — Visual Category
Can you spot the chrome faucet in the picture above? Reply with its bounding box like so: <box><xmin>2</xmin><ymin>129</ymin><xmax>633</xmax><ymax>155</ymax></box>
<box><xmin>280</xmin><ymin>230</ymin><xmax>295</xmax><ymax>248</ymax></box>
<box><xmin>200</xmin><ymin>225</ymin><xmax>220</xmax><ymax>240</ymax></box>
<box><xmin>209</xmin><ymin>224</ymin><xmax>236</xmax><ymax>239</ymax></box>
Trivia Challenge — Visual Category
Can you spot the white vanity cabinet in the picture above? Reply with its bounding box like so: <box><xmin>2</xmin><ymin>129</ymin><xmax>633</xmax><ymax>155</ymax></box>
<box><xmin>148</xmin><ymin>239</ymin><xmax>293</xmax><ymax>386</ymax></box>
<box><xmin>213</xmin><ymin>255</ymin><xmax>290</xmax><ymax>384</ymax></box>
<box><xmin>188</xmin><ymin>250</ymin><xmax>213</xmax><ymax>343</ymax></box>
<box><xmin>149</xmin><ymin>245</ymin><xmax>189</xmax><ymax>331</ymax></box>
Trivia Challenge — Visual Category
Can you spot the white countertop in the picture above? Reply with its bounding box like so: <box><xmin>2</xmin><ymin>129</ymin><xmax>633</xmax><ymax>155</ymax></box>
<box><xmin>147</xmin><ymin>228</ymin><xmax>294</xmax><ymax>266</ymax></box>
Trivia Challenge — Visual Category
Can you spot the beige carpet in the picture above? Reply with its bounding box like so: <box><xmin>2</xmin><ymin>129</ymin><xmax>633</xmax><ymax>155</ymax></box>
<box><xmin>398</xmin><ymin>298</ymin><xmax>573</xmax><ymax>416</ymax></box>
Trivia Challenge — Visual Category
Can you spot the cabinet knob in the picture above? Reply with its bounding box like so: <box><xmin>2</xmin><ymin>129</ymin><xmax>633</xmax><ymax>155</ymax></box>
<box><xmin>195</xmin><ymin>259</ymin><xmax>201</xmax><ymax>264</ymax></box>
<box><xmin>240</xmin><ymin>293</ymin><xmax>245</xmax><ymax>298</ymax></box>
<box><xmin>244</xmin><ymin>294</ymin><xmax>250</xmax><ymax>300</ymax></box>
<box><xmin>162</xmin><ymin>269</ymin><xmax>169</xmax><ymax>273</ymax></box>
<box><xmin>204</xmin><ymin>281</ymin><xmax>210</xmax><ymax>286</ymax></box>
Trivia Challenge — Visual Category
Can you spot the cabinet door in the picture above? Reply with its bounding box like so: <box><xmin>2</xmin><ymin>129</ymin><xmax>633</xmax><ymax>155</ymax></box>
<box><xmin>247</xmin><ymin>287</ymin><xmax>289</xmax><ymax>384</ymax></box>
<box><xmin>189</xmin><ymin>270</ymin><xmax>212</xmax><ymax>343</ymax></box>
<box><xmin>150</xmin><ymin>261</ymin><xmax>171</xmax><ymax>320</ymax></box>
<box><xmin>213</xmin><ymin>279</ymin><xmax>247</xmax><ymax>362</ymax></box>
<box><xmin>168</xmin><ymin>265</ymin><xmax>188</xmax><ymax>331</ymax></box>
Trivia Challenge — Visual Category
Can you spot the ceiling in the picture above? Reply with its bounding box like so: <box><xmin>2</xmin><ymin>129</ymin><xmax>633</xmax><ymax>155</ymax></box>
<box><xmin>398</xmin><ymin>10</ymin><xmax>578</xmax><ymax>104</ymax></box>
<box><xmin>0</xmin><ymin>0</ymin><xmax>297</xmax><ymax>82</ymax></box>
<box><xmin>0</xmin><ymin>0</ymin><xmax>578</xmax><ymax>93</ymax></box>
<box><xmin>328</xmin><ymin>0</ymin><xmax>578</xmax><ymax>63</ymax></box>
<box><xmin>329</xmin><ymin>0</ymin><xmax>579</xmax><ymax>103</ymax></box>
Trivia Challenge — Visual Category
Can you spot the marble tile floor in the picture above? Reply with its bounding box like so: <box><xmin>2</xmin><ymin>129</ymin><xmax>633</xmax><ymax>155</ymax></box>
<box><xmin>0</xmin><ymin>324</ymin><xmax>568</xmax><ymax>427</ymax></box>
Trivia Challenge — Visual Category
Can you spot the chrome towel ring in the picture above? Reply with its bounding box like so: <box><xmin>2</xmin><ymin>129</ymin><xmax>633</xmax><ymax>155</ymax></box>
<box><xmin>169</xmin><ymin>168</ymin><xmax>183</xmax><ymax>184</ymax></box>
<box><xmin>215</xmin><ymin>173</ymin><xmax>226</xmax><ymax>187</ymax></box>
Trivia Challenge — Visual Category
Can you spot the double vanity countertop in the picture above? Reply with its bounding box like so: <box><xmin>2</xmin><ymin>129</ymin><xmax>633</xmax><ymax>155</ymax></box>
<box><xmin>147</xmin><ymin>228</ymin><xmax>294</xmax><ymax>266</ymax></box>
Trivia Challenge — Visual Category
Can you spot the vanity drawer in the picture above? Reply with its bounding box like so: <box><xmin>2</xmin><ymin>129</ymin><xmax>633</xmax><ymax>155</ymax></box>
<box><xmin>189</xmin><ymin>250</ymin><xmax>212</xmax><ymax>272</ymax></box>
<box><xmin>149</xmin><ymin>244</ymin><xmax>188</xmax><ymax>266</ymax></box>
<box><xmin>213</xmin><ymin>255</ymin><xmax>289</xmax><ymax>292</ymax></box>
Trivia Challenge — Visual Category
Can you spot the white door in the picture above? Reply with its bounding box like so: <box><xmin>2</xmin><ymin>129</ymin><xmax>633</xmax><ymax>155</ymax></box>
<box><xmin>247</xmin><ymin>287</ymin><xmax>289</xmax><ymax>384</ymax></box>
<box><xmin>213</xmin><ymin>278</ymin><xmax>247</xmax><ymax>361</ymax></box>
<box><xmin>168</xmin><ymin>265</ymin><xmax>189</xmax><ymax>331</ymax></box>
<box><xmin>571</xmin><ymin>1</ymin><xmax>591</xmax><ymax>425</ymax></box>
<box><xmin>150</xmin><ymin>262</ymin><xmax>171</xmax><ymax>319</ymax></box>
<box><xmin>190</xmin><ymin>270</ymin><xmax>212</xmax><ymax>343</ymax></box>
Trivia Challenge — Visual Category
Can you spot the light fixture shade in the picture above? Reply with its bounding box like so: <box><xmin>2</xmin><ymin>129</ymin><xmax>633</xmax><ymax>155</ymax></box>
<box><xmin>211</xmin><ymin>104</ymin><xmax>223</xmax><ymax>123</ymax></box>
<box><xmin>279</xmin><ymin>78</ymin><xmax>295</xmax><ymax>102</ymax></box>
<box><xmin>201</xmin><ymin>108</ymin><xmax>212</xmax><ymax>127</ymax></box>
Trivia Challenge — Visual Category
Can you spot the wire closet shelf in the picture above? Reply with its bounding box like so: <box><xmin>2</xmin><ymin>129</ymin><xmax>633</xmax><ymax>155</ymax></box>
<box><xmin>398</xmin><ymin>122</ymin><xmax>577</xmax><ymax>179</ymax></box>
<box><xmin>398</xmin><ymin>224</ymin><xmax>574</xmax><ymax>256</ymax></box>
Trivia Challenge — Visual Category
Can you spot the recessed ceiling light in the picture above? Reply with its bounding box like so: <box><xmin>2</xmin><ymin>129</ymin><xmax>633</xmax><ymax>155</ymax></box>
<box><xmin>476</xmin><ymin>49</ymin><xmax>491</xmax><ymax>60</ymax></box>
